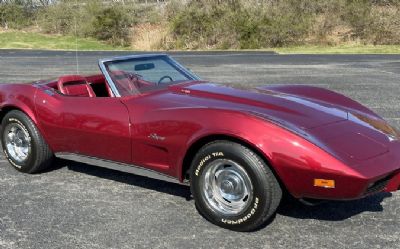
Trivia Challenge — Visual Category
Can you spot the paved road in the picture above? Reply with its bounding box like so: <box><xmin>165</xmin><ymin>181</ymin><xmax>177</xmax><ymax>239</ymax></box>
<box><xmin>0</xmin><ymin>50</ymin><xmax>399</xmax><ymax>249</ymax></box>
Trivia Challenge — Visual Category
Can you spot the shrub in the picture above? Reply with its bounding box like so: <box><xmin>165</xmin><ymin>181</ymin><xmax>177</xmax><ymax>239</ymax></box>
<box><xmin>3</xmin><ymin>0</ymin><xmax>400</xmax><ymax>49</ymax></box>
<box><xmin>258</xmin><ymin>0</ymin><xmax>313</xmax><ymax>47</ymax></box>
<box><xmin>169</xmin><ymin>2</ymin><xmax>216</xmax><ymax>49</ymax></box>
<box><xmin>0</xmin><ymin>3</ymin><xmax>32</xmax><ymax>29</ymax></box>
<box><xmin>368</xmin><ymin>1</ymin><xmax>400</xmax><ymax>44</ymax></box>
<box><xmin>37</xmin><ymin>1</ymin><xmax>131</xmax><ymax>46</ymax></box>
<box><xmin>37</xmin><ymin>1</ymin><xmax>75</xmax><ymax>34</ymax></box>
<box><xmin>168</xmin><ymin>0</ymin><xmax>313</xmax><ymax>49</ymax></box>
<box><xmin>341</xmin><ymin>0</ymin><xmax>373</xmax><ymax>39</ymax></box>
<box><xmin>91</xmin><ymin>6</ymin><xmax>130</xmax><ymax>46</ymax></box>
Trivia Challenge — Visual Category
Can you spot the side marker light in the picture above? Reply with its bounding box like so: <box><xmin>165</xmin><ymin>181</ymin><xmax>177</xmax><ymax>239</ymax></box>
<box><xmin>314</xmin><ymin>179</ymin><xmax>335</xmax><ymax>188</ymax></box>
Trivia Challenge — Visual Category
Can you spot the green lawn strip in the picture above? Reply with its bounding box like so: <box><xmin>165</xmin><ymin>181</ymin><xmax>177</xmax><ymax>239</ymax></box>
<box><xmin>274</xmin><ymin>45</ymin><xmax>400</xmax><ymax>54</ymax></box>
<box><xmin>1</xmin><ymin>31</ymin><xmax>400</xmax><ymax>54</ymax></box>
<box><xmin>0</xmin><ymin>31</ymin><xmax>127</xmax><ymax>51</ymax></box>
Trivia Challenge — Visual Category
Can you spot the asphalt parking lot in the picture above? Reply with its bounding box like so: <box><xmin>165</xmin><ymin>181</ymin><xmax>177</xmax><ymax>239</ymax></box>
<box><xmin>0</xmin><ymin>50</ymin><xmax>399</xmax><ymax>249</ymax></box>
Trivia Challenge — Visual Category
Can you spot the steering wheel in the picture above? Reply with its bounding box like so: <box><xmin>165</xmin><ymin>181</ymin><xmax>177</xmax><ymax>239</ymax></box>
<box><xmin>158</xmin><ymin>75</ymin><xmax>173</xmax><ymax>84</ymax></box>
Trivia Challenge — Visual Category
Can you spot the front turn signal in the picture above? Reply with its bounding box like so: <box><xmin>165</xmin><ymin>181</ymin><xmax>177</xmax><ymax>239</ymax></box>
<box><xmin>314</xmin><ymin>179</ymin><xmax>335</xmax><ymax>188</ymax></box>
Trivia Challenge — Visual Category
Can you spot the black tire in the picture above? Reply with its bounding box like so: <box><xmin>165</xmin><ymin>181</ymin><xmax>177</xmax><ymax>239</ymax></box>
<box><xmin>190</xmin><ymin>141</ymin><xmax>282</xmax><ymax>232</ymax></box>
<box><xmin>1</xmin><ymin>110</ymin><xmax>53</xmax><ymax>173</ymax></box>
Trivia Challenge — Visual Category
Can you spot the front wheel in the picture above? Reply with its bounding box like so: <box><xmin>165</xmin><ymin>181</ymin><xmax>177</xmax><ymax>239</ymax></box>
<box><xmin>190</xmin><ymin>141</ymin><xmax>282</xmax><ymax>232</ymax></box>
<box><xmin>1</xmin><ymin>110</ymin><xmax>53</xmax><ymax>173</ymax></box>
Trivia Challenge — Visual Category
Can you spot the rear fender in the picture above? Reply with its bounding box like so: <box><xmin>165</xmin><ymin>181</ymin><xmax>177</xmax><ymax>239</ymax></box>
<box><xmin>0</xmin><ymin>84</ymin><xmax>48</xmax><ymax>144</ymax></box>
<box><xmin>0</xmin><ymin>84</ymin><xmax>38</xmax><ymax>123</ymax></box>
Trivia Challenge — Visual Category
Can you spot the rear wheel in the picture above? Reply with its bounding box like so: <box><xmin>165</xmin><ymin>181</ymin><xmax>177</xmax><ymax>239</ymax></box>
<box><xmin>1</xmin><ymin>110</ymin><xmax>53</xmax><ymax>173</ymax></box>
<box><xmin>190</xmin><ymin>141</ymin><xmax>282</xmax><ymax>232</ymax></box>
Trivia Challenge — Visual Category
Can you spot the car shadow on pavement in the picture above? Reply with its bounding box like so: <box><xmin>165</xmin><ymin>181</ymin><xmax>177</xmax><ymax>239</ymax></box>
<box><xmin>52</xmin><ymin>159</ymin><xmax>392</xmax><ymax>223</ymax></box>
<box><xmin>277</xmin><ymin>192</ymin><xmax>392</xmax><ymax>221</ymax></box>
<box><xmin>58</xmin><ymin>159</ymin><xmax>193</xmax><ymax>201</ymax></box>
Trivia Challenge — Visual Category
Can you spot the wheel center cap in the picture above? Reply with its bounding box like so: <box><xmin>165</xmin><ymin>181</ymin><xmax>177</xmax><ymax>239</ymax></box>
<box><xmin>221</xmin><ymin>180</ymin><xmax>234</xmax><ymax>193</ymax></box>
<box><xmin>15</xmin><ymin>138</ymin><xmax>23</xmax><ymax>146</ymax></box>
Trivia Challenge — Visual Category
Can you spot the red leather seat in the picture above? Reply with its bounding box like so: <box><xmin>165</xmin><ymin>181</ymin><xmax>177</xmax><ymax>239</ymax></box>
<box><xmin>108</xmin><ymin>70</ymin><xmax>139</xmax><ymax>96</ymax></box>
<box><xmin>57</xmin><ymin>75</ymin><xmax>95</xmax><ymax>97</ymax></box>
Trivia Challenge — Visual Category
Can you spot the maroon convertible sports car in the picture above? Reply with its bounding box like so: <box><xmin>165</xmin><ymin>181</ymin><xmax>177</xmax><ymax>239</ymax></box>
<box><xmin>0</xmin><ymin>54</ymin><xmax>399</xmax><ymax>231</ymax></box>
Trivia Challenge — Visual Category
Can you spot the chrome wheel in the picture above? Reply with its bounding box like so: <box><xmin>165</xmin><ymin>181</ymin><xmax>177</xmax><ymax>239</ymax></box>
<box><xmin>4</xmin><ymin>123</ymin><xmax>31</xmax><ymax>163</ymax></box>
<box><xmin>201</xmin><ymin>159</ymin><xmax>253</xmax><ymax>216</ymax></box>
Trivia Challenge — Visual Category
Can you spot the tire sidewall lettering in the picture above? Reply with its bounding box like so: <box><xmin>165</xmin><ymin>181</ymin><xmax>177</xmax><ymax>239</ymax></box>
<box><xmin>3</xmin><ymin>149</ymin><xmax>22</xmax><ymax>169</ymax></box>
<box><xmin>194</xmin><ymin>151</ymin><xmax>224</xmax><ymax>176</ymax></box>
<box><xmin>221</xmin><ymin>197</ymin><xmax>259</xmax><ymax>225</ymax></box>
<box><xmin>192</xmin><ymin>146</ymin><xmax>264</xmax><ymax>227</ymax></box>
<box><xmin>8</xmin><ymin>118</ymin><xmax>32</xmax><ymax>143</ymax></box>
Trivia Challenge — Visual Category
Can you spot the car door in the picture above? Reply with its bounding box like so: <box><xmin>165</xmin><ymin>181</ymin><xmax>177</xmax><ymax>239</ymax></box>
<box><xmin>35</xmin><ymin>91</ymin><xmax>131</xmax><ymax>163</ymax></box>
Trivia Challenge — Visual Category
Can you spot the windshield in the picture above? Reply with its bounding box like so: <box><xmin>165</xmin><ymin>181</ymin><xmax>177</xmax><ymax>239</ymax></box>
<box><xmin>102</xmin><ymin>55</ymin><xmax>198</xmax><ymax>96</ymax></box>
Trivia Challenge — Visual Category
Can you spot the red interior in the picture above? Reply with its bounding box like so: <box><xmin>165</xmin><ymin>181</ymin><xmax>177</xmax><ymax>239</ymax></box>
<box><xmin>57</xmin><ymin>75</ymin><xmax>95</xmax><ymax>97</ymax></box>
<box><xmin>45</xmin><ymin>74</ymin><xmax>113</xmax><ymax>97</ymax></box>
<box><xmin>44</xmin><ymin>72</ymin><xmax>160</xmax><ymax>97</ymax></box>
<box><xmin>108</xmin><ymin>70</ymin><xmax>156</xmax><ymax>96</ymax></box>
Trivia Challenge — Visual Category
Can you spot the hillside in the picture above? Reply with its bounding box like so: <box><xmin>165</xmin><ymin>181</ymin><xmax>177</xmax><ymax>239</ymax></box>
<box><xmin>0</xmin><ymin>0</ymin><xmax>399</xmax><ymax>52</ymax></box>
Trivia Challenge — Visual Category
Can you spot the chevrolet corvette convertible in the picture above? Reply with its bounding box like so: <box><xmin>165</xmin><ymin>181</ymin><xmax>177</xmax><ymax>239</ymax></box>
<box><xmin>0</xmin><ymin>54</ymin><xmax>399</xmax><ymax>231</ymax></box>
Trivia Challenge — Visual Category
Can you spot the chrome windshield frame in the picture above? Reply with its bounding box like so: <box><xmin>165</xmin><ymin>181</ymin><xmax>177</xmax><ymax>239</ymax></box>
<box><xmin>98</xmin><ymin>54</ymin><xmax>201</xmax><ymax>97</ymax></box>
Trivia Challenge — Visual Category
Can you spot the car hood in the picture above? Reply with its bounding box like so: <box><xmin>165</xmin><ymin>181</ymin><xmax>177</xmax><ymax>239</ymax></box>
<box><xmin>169</xmin><ymin>82</ymin><xmax>400</xmax><ymax>165</ymax></box>
<box><xmin>171</xmin><ymin>82</ymin><xmax>348</xmax><ymax>129</ymax></box>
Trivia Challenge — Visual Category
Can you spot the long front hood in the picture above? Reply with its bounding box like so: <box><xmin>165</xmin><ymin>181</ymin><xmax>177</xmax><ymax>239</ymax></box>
<box><xmin>171</xmin><ymin>82</ymin><xmax>348</xmax><ymax>129</ymax></box>
<box><xmin>170</xmin><ymin>82</ymin><xmax>400</xmax><ymax>166</ymax></box>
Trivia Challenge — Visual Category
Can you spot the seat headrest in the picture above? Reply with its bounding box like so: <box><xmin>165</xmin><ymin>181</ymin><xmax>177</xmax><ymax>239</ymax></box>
<box><xmin>58</xmin><ymin>75</ymin><xmax>95</xmax><ymax>97</ymax></box>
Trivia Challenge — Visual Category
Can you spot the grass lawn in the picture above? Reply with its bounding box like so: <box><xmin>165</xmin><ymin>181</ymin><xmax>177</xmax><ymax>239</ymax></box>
<box><xmin>274</xmin><ymin>44</ymin><xmax>400</xmax><ymax>54</ymax></box>
<box><xmin>0</xmin><ymin>31</ymin><xmax>127</xmax><ymax>51</ymax></box>
<box><xmin>1</xmin><ymin>31</ymin><xmax>400</xmax><ymax>54</ymax></box>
